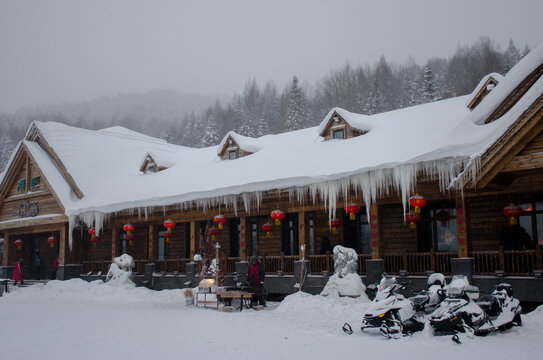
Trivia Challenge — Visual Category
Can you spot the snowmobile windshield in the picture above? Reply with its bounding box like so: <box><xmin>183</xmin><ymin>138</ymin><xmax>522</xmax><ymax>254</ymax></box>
<box><xmin>379</xmin><ymin>277</ymin><xmax>397</xmax><ymax>292</ymax></box>
<box><xmin>446</xmin><ymin>285</ymin><xmax>464</xmax><ymax>298</ymax></box>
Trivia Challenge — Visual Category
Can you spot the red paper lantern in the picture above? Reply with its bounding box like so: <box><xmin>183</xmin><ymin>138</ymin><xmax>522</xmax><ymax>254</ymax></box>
<box><xmin>213</xmin><ymin>215</ymin><xmax>227</xmax><ymax>229</ymax></box>
<box><xmin>262</xmin><ymin>222</ymin><xmax>275</xmax><ymax>238</ymax></box>
<box><xmin>405</xmin><ymin>211</ymin><xmax>422</xmax><ymax>229</ymax></box>
<box><xmin>163</xmin><ymin>219</ymin><xmax>176</xmax><ymax>230</ymax></box>
<box><xmin>409</xmin><ymin>194</ymin><xmax>427</xmax><ymax>213</ymax></box>
<box><xmin>344</xmin><ymin>203</ymin><xmax>361</xmax><ymax>220</ymax></box>
<box><xmin>270</xmin><ymin>210</ymin><xmax>285</xmax><ymax>225</ymax></box>
<box><xmin>163</xmin><ymin>230</ymin><xmax>174</xmax><ymax>243</ymax></box>
<box><xmin>126</xmin><ymin>234</ymin><xmax>136</xmax><ymax>246</ymax></box>
<box><xmin>88</xmin><ymin>228</ymin><xmax>98</xmax><ymax>246</ymax></box>
<box><xmin>328</xmin><ymin>218</ymin><xmax>342</xmax><ymax>234</ymax></box>
<box><xmin>47</xmin><ymin>236</ymin><xmax>57</xmax><ymax>248</ymax></box>
<box><xmin>90</xmin><ymin>236</ymin><xmax>100</xmax><ymax>247</ymax></box>
<box><xmin>14</xmin><ymin>239</ymin><xmax>23</xmax><ymax>251</ymax></box>
<box><xmin>208</xmin><ymin>226</ymin><xmax>220</xmax><ymax>241</ymax></box>
<box><xmin>124</xmin><ymin>223</ymin><xmax>135</xmax><ymax>246</ymax></box>
<box><xmin>503</xmin><ymin>204</ymin><xmax>523</xmax><ymax>225</ymax></box>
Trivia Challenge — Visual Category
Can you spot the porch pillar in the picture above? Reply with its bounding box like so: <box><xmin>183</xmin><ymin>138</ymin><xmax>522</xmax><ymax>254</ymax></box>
<box><xmin>298</xmin><ymin>211</ymin><xmax>306</xmax><ymax>259</ymax></box>
<box><xmin>148</xmin><ymin>224</ymin><xmax>155</xmax><ymax>260</ymax></box>
<box><xmin>456</xmin><ymin>197</ymin><xmax>469</xmax><ymax>258</ymax></box>
<box><xmin>190</xmin><ymin>221</ymin><xmax>197</xmax><ymax>261</ymax></box>
<box><xmin>111</xmin><ymin>227</ymin><xmax>118</xmax><ymax>261</ymax></box>
<box><xmin>370</xmin><ymin>204</ymin><xmax>382</xmax><ymax>259</ymax></box>
<box><xmin>3</xmin><ymin>232</ymin><xmax>10</xmax><ymax>266</ymax></box>
<box><xmin>59</xmin><ymin>224</ymin><xmax>67</xmax><ymax>266</ymax></box>
<box><xmin>239</xmin><ymin>216</ymin><xmax>248</xmax><ymax>261</ymax></box>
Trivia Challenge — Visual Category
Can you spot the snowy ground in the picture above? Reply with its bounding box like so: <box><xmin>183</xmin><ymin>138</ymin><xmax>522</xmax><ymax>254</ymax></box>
<box><xmin>1</xmin><ymin>279</ymin><xmax>542</xmax><ymax>360</ymax></box>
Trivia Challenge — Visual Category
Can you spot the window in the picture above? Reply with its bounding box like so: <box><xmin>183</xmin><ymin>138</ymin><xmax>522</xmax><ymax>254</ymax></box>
<box><xmin>228</xmin><ymin>150</ymin><xmax>237</xmax><ymax>160</ymax></box>
<box><xmin>251</xmin><ymin>218</ymin><xmax>258</xmax><ymax>256</ymax></box>
<box><xmin>17</xmin><ymin>179</ymin><xmax>25</xmax><ymax>192</ymax></box>
<box><xmin>30</xmin><ymin>176</ymin><xmax>40</xmax><ymax>189</ymax></box>
<box><xmin>158</xmin><ymin>230</ymin><xmax>168</xmax><ymax>260</ymax></box>
<box><xmin>418</xmin><ymin>201</ymin><xmax>457</xmax><ymax>252</ymax></box>
<box><xmin>514</xmin><ymin>196</ymin><xmax>542</xmax><ymax>249</ymax></box>
<box><xmin>333</xmin><ymin>129</ymin><xmax>345</xmax><ymax>140</ymax></box>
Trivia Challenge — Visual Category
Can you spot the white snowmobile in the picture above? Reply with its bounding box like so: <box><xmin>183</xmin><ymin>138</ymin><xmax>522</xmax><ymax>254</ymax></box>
<box><xmin>408</xmin><ymin>273</ymin><xmax>447</xmax><ymax>313</ymax></box>
<box><xmin>343</xmin><ymin>276</ymin><xmax>424</xmax><ymax>338</ymax></box>
<box><xmin>476</xmin><ymin>283</ymin><xmax>522</xmax><ymax>331</ymax></box>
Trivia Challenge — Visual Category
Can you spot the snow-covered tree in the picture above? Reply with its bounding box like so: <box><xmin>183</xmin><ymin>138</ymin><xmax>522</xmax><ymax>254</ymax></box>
<box><xmin>422</xmin><ymin>65</ymin><xmax>438</xmax><ymax>103</ymax></box>
<box><xmin>284</xmin><ymin>75</ymin><xmax>310</xmax><ymax>131</ymax></box>
<box><xmin>0</xmin><ymin>135</ymin><xmax>15</xmax><ymax>171</ymax></box>
<box><xmin>503</xmin><ymin>39</ymin><xmax>522</xmax><ymax>73</ymax></box>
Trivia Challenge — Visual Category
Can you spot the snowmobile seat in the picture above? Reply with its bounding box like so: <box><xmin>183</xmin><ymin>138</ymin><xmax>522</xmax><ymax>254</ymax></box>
<box><xmin>477</xmin><ymin>295</ymin><xmax>501</xmax><ymax>317</ymax></box>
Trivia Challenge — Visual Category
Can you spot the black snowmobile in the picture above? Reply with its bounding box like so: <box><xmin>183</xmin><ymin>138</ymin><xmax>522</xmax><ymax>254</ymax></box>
<box><xmin>476</xmin><ymin>283</ymin><xmax>522</xmax><ymax>331</ymax></box>
<box><xmin>343</xmin><ymin>276</ymin><xmax>424</xmax><ymax>338</ymax></box>
<box><xmin>408</xmin><ymin>272</ymin><xmax>447</xmax><ymax>313</ymax></box>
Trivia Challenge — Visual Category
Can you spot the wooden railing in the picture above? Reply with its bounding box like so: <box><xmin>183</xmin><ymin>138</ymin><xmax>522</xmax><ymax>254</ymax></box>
<box><xmin>226</xmin><ymin>257</ymin><xmax>240</xmax><ymax>273</ymax></box>
<box><xmin>82</xmin><ymin>260</ymin><xmax>111</xmax><ymax>274</ymax></box>
<box><xmin>154</xmin><ymin>257</ymin><xmax>191</xmax><ymax>273</ymax></box>
<box><xmin>383</xmin><ymin>250</ymin><xmax>457</xmax><ymax>275</ymax></box>
<box><xmin>261</xmin><ymin>254</ymin><xmax>298</xmax><ymax>274</ymax></box>
<box><xmin>472</xmin><ymin>247</ymin><xmax>542</xmax><ymax>276</ymax></box>
<box><xmin>358</xmin><ymin>254</ymin><xmax>372</xmax><ymax>274</ymax></box>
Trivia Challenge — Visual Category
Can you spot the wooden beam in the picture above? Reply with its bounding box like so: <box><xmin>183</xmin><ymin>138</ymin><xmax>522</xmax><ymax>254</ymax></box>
<box><xmin>190</xmin><ymin>221</ymin><xmax>196</xmax><ymax>261</ymax></box>
<box><xmin>239</xmin><ymin>216</ymin><xmax>248</xmax><ymax>261</ymax></box>
<box><xmin>298</xmin><ymin>211</ymin><xmax>306</xmax><ymax>259</ymax></box>
<box><xmin>0</xmin><ymin>215</ymin><xmax>69</xmax><ymax>231</ymax></box>
<box><xmin>456</xmin><ymin>197</ymin><xmax>469</xmax><ymax>258</ymax></box>
<box><xmin>148</xmin><ymin>224</ymin><xmax>155</xmax><ymax>260</ymax></box>
<box><xmin>111</xmin><ymin>227</ymin><xmax>118</xmax><ymax>261</ymax></box>
<box><xmin>59</xmin><ymin>224</ymin><xmax>67</xmax><ymax>266</ymax></box>
<box><xmin>3</xmin><ymin>233</ymin><xmax>10</xmax><ymax>266</ymax></box>
<box><xmin>370</xmin><ymin>205</ymin><xmax>382</xmax><ymax>259</ymax></box>
<box><xmin>502</xmin><ymin>152</ymin><xmax>543</xmax><ymax>172</ymax></box>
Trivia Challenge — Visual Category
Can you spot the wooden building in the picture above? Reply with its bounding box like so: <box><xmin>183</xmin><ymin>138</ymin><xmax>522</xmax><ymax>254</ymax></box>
<box><xmin>0</xmin><ymin>44</ymin><xmax>542</xmax><ymax>296</ymax></box>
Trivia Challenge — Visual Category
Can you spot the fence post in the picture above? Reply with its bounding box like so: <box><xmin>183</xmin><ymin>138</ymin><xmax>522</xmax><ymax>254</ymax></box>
<box><xmin>280</xmin><ymin>252</ymin><xmax>285</xmax><ymax>272</ymax></box>
<box><xmin>325</xmin><ymin>251</ymin><xmax>331</xmax><ymax>273</ymax></box>
<box><xmin>499</xmin><ymin>246</ymin><xmax>505</xmax><ymax>271</ymax></box>
<box><xmin>536</xmin><ymin>245</ymin><xmax>542</xmax><ymax>270</ymax></box>
<box><xmin>402</xmin><ymin>250</ymin><xmax>408</xmax><ymax>272</ymax></box>
<box><xmin>430</xmin><ymin>248</ymin><xmax>436</xmax><ymax>272</ymax></box>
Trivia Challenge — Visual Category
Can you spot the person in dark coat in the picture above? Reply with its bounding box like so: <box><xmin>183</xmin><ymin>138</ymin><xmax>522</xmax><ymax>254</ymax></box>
<box><xmin>34</xmin><ymin>251</ymin><xmax>42</xmax><ymax>280</ymax></box>
<box><xmin>247</xmin><ymin>256</ymin><xmax>266</xmax><ymax>307</ymax></box>
<box><xmin>320</xmin><ymin>236</ymin><xmax>333</xmax><ymax>255</ymax></box>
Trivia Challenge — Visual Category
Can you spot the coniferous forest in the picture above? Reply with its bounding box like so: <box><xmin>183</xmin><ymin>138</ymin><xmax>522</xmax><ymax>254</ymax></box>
<box><xmin>0</xmin><ymin>37</ymin><xmax>529</xmax><ymax>171</ymax></box>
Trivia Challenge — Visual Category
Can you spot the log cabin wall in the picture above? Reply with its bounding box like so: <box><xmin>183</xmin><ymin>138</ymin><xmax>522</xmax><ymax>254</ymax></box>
<box><xmin>161</xmin><ymin>222</ymin><xmax>188</xmax><ymax>259</ymax></box>
<box><xmin>313</xmin><ymin>210</ymin><xmax>343</xmax><ymax>254</ymax></box>
<box><xmin>322</xmin><ymin>117</ymin><xmax>364</xmax><ymax>141</ymax></box>
<box><xmin>85</xmin><ymin>229</ymin><xmax>112</xmax><ymax>261</ymax></box>
<box><xmin>381</xmin><ymin>204</ymin><xmax>418</xmax><ymax>253</ymax></box>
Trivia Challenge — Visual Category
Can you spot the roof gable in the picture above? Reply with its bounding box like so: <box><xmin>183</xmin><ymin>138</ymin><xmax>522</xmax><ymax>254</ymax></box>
<box><xmin>466</xmin><ymin>73</ymin><xmax>503</xmax><ymax>110</ymax></box>
<box><xmin>318</xmin><ymin>108</ymin><xmax>370</xmax><ymax>139</ymax></box>
<box><xmin>217</xmin><ymin>132</ymin><xmax>260</xmax><ymax>159</ymax></box>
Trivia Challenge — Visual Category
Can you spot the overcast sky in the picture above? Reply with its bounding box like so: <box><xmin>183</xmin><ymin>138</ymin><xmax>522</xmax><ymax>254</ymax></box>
<box><xmin>0</xmin><ymin>0</ymin><xmax>542</xmax><ymax>113</ymax></box>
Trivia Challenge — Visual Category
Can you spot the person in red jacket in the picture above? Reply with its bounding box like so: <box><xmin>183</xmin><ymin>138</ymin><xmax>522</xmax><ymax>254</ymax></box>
<box><xmin>247</xmin><ymin>256</ymin><xmax>266</xmax><ymax>307</ymax></box>
<box><xmin>12</xmin><ymin>258</ymin><xmax>24</xmax><ymax>286</ymax></box>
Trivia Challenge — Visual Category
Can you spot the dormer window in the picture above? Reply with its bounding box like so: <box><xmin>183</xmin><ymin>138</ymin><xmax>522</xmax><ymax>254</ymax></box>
<box><xmin>228</xmin><ymin>150</ymin><xmax>237</xmax><ymax>160</ymax></box>
<box><xmin>146</xmin><ymin>164</ymin><xmax>156</xmax><ymax>173</ymax></box>
<box><xmin>333</xmin><ymin>129</ymin><xmax>345</xmax><ymax>140</ymax></box>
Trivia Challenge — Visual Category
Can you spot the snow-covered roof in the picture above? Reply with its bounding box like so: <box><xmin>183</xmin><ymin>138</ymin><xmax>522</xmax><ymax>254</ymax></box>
<box><xmin>1</xmin><ymin>43</ymin><xmax>541</xmax><ymax>241</ymax></box>
<box><xmin>317</xmin><ymin>107</ymin><xmax>371</xmax><ymax>135</ymax></box>
<box><xmin>465</xmin><ymin>72</ymin><xmax>504</xmax><ymax>109</ymax></box>
<box><xmin>217</xmin><ymin>131</ymin><xmax>262</xmax><ymax>156</ymax></box>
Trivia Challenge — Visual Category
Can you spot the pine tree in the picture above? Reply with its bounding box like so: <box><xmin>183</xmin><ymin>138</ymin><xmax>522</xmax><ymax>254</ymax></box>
<box><xmin>503</xmin><ymin>39</ymin><xmax>521</xmax><ymax>73</ymax></box>
<box><xmin>284</xmin><ymin>76</ymin><xmax>309</xmax><ymax>131</ymax></box>
<box><xmin>422</xmin><ymin>65</ymin><xmax>438</xmax><ymax>103</ymax></box>
<box><xmin>200</xmin><ymin>110</ymin><xmax>221</xmax><ymax>147</ymax></box>
<box><xmin>0</xmin><ymin>135</ymin><xmax>15</xmax><ymax>172</ymax></box>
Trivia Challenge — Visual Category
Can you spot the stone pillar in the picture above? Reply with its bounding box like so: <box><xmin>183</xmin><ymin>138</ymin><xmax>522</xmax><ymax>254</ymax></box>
<box><xmin>185</xmin><ymin>262</ymin><xmax>200</xmax><ymax>287</ymax></box>
<box><xmin>370</xmin><ymin>205</ymin><xmax>382</xmax><ymax>259</ymax></box>
<box><xmin>294</xmin><ymin>260</ymin><xmax>310</xmax><ymax>290</ymax></box>
<box><xmin>58</xmin><ymin>264</ymin><xmax>83</xmax><ymax>280</ymax></box>
<box><xmin>451</xmin><ymin>257</ymin><xmax>474</xmax><ymax>279</ymax></box>
<box><xmin>144</xmin><ymin>263</ymin><xmax>156</xmax><ymax>288</ymax></box>
<box><xmin>235</xmin><ymin>261</ymin><xmax>249</xmax><ymax>285</ymax></box>
<box><xmin>365</xmin><ymin>258</ymin><xmax>385</xmax><ymax>285</ymax></box>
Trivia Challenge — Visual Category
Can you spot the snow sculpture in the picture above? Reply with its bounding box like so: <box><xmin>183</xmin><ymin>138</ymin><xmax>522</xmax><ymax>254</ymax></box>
<box><xmin>106</xmin><ymin>254</ymin><xmax>135</xmax><ymax>284</ymax></box>
<box><xmin>321</xmin><ymin>246</ymin><xmax>368</xmax><ymax>299</ymax></box>
<box><xmin>333</xmin><ymin>245</ymin><xmax>358</xmax><ymax>277</ymax></box>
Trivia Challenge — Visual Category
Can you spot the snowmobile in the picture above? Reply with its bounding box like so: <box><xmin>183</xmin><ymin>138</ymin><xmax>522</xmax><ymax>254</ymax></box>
<box><xmin>343</xmin><ymin>276</ymin><xmax>424</xmax><ymax>338</ymax></box>
<box><xmin>429</xmin><ymin>275</ymin><xmax>494</xmax><ymax>339</ymax></box>
<box><xmin>476</xmin><ymin>283</ymin><xmax>522</xmax><ymax>331</ymax></box>
<box><xmin>408</xmin><ymin>273</ymin><xmax>447</xmax><ymax>313</ymax></box>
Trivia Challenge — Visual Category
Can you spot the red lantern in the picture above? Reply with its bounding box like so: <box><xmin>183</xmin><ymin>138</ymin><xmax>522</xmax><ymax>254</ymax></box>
<box><xmin>47</xmin><ymin>236</ymin><xmax>57</xmax><ymax>248</ymax></box>
<box><xmin>14</xmin><ymin>239</ymin><xmax>23</xmax><ymax>251</ymax></box>
<box><xmin>344</xmin><ymin>203</ymin><xmax>360</xmax><ymax>220</ymax></box>
<box><xmin>208</xmin><ymin>226</ymin><xmax>220</xmax><ymax>241</ymax></box>
<box><xmin>126</xmin><ymin>234</ymin><xmax>136</xmax><ymax>246</ymax></box>
<box><xmin>90</xmin><ymin>236</ymin><xmax>100</xmax><ymax>248</ymax></box>
<box><xmin>409</xmin><ymin>194</ymin><xmax>427</xmax><ymax>213</ymax></box>
<box><xmin>270</xmin><ymin>210</ymin><xmax>285</xmax><ymax>225</ymax></box>
<box><xmin>123</xmin><ymin>223</ymin><xmax>135</xmax><ymax>246</ymax></box>
<box><xmin>503</xmin><ymin>204</ymin><xmax>523</xmax><ymax>225</ymax></box>
<box><xmin>213</xmin><ymin>215</ymin><xmax>227</xmax><ymax>229</ymax></box>
<box><xmin>328</xmin><ymin>218</ymin><xmax>342</xmax><ymax>234</ymax></box>
<box><xmin>262</xmin><ymin>222</ymin><xmax>275</xmax><ymax>238</ymax></box>
<box><xmin>163</xmin><ymin>230</ymin><xmax>174</xmax><ymax>243</ymax></box>
<box><xmin>436</xmin><ymin>210</ymin><xmax>451</xmax><ymax>227</ymax></box>
<box><xmin>405</xmin><ymin>211</ymin><xmax>422</xmax><ymax>229</ymax></box>
<box><xmin>88</xmin><ymin>228</ymin><xmax>97</xmax><ymax>246</ymax></box>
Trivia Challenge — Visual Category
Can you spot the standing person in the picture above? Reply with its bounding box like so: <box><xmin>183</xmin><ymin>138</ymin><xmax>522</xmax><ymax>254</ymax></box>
<box><xmin>247</xmin><ymin>256</ymin><xmax>266</xmax><ymax>307</ymax></box>
<box><xmin>34</xmin><ymin>251</ymin><xmax>42</xmax><ymax>280</ymax></box>
<box><xmin>320</xmin><ymin>236</ymin><xmax>333</xmax><ymax>255</ymax></box>
<box><xmin>12</xmin><ymin>258</ymin><xmax>24</xmax><ymax>286</ymax></box>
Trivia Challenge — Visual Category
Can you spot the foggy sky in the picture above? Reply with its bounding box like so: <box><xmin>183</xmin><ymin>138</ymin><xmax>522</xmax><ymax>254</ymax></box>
<box><xmin>1</xmin><ymin>0</ymin><xmax>542</xmax><ymax>113</ymax></box>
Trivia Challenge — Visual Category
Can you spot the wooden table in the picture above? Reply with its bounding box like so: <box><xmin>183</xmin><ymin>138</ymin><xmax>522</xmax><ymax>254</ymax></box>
<box><xmin>217</xmin><ymin>291</ymin><xmax>254</xmax><ymax>311</ymax></box>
